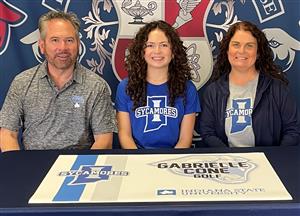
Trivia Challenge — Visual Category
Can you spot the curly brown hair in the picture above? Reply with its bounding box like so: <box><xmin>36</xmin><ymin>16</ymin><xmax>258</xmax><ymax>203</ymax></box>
<box><xmin>125</xmin><ymin>20</ymin><xmax>192</xmax><ymax>109</ymax></box>
<box><xmin>211</xmin><ymin>21</ymin><xmax>288</xmax><ymax>84</ymax></box>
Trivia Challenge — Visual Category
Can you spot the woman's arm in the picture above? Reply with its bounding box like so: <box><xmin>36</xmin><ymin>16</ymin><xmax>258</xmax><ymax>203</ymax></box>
<box><xmin>117</xmin><ymin>111</ymin><xmax>138</xmax><ymax>149</ymax></box>
<box><xmin>175</xmin><ymin>113</ymin><xmax>196</xmax><ymax>148</ymax></box>
<box><xmin>199</xmin><ymin>86</ymin><xmax>227</xmax><ymax>147</ymax></box>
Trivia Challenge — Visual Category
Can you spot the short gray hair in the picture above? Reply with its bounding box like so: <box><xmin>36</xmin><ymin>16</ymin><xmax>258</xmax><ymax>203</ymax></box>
<box><xmin>38</xmin><ymin>10</ymin><xmax>80</xmax><ymax>40</ymax></box>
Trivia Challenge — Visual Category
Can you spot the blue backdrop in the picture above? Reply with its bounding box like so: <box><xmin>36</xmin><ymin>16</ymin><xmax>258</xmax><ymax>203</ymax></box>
<box><xmin>1</xmin><ymin>0</ymin><xmax>300</xmax><ymax>147</ymax></box>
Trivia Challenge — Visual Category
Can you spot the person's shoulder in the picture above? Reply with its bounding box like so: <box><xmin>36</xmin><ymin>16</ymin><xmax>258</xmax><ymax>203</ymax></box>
<box><xmin>272</xmin><ymin>80</ymin><xmax>291</xmax><ymax>98</ymax></box>
<box><xmin>205</xmin><ymin>74</ymin><xmax>227</xmax><ymax>88</ymax></box>
<box><xmin>272</xmin><ymin>77</ymin><xmax>287</xmax><ymax>87</ymax></box>
<box><xmin>201</xmin><ymin>77</ymin><xmax>228</xmax><ymax>100</ymax></box>
<box><xmin>186</xmin><ymin>80</ymin><xmax>198</xmax><ymax>92</ymax></box>
<box><xmin>186</xmin><ymin>80</ymin><xmax>196</xmax><ymax>87</ymax></box>
<box><xmin>115</xmin><ymin>78</ymin><xmax>129</xmax><ymax>98</ymax></box>
<box><xmin>13</xmin><ymin>65</ymin><xmax>40</xmax><ymax>84</ymax></box>
<box><xmin>205</xmin><ymin>79</ymin><xmax>222</xmax><ymax>91</ymax></box>
<box><xmin>259</xmin><ymin>75</ymin><xmax>292</xmax><ymax>103</ymax></box>
<box><xmin>117</xmin><ymin>78</ymin><xmax>129</xmax><ymax>88</ymax></box>
<box><xmin>266</xmin><ymin>75</ymin><xmax>289</xmax><ymax>92</ymax></box>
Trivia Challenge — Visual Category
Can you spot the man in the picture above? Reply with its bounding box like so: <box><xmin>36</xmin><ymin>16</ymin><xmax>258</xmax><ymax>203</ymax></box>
<box><xmin>0</xmin><ymin>11</ymin><xmax>116</xmax><ymax>151</ymax></box>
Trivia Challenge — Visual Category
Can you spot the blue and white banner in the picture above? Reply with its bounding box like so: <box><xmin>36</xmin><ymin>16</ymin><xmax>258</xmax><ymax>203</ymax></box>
<box><xmin>29</xmin><ymin>153</ymin><xmax>291</xmax><ymax>203</ymax></box>
<box><xmin>1</xmin><ymin>0</ymin><xmax>300</xmax><ymax>146</ymax></box>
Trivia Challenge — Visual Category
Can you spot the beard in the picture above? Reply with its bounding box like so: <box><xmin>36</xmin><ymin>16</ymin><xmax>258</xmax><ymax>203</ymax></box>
<box><xmin>45</xmin><ymin>51</ymin><xmax>78</xmax><ymax>71</ymax></box>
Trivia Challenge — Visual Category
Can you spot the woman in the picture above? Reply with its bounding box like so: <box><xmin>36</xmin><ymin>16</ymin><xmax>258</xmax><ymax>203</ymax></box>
<box><xmin>200</xmin><ymin>21</ymin><xmax>300</xmax><ymax>147</ymax></box>
<box><xmin>115</xmin><ymin>20</ymin><xmax>200</xmax><ymax>149</ymax></box>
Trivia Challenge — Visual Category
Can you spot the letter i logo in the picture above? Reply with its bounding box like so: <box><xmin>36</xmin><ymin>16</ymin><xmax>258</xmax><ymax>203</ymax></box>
<box><xmin>236</xmin><ymin>101</ymin><xmax>247</xmax><ymax>123</ymax></box>
<box><xmin>231</xmin><ymin>98</ymin><xmax>252</xmax><ymax>133</ymax></box>
<box><xmin>152</xmin><ymin>100</ymin><xmax>161</xmax><ymax>122</ymax></box>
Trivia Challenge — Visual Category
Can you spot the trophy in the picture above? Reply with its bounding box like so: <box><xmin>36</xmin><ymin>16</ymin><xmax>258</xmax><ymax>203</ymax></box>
<box><xmin>122</xmin><ymin>0</ymin><xmax>157</xmax><ymax>24</ymax></box>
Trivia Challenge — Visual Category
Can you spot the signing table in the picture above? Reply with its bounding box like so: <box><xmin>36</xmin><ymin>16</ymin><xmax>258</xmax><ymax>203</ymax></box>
<box><xmin>0</xmin><ymin>146</ymin><xmax>299</xmax><ymax>216</ymax></box>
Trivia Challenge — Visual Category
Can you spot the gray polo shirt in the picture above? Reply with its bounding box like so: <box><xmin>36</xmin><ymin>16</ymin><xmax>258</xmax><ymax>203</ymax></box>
<box><xmin>0</xmin><ymin>61</ymin><xmax>116</xmax><ymax>150</ymax></box>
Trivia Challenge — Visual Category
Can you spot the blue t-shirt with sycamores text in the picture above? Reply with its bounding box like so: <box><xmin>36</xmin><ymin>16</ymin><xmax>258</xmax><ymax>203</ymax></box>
<box><xmin>115</xmin><ymin>79</ymin><xmax>201</xmax><ymax>148</ymax></box>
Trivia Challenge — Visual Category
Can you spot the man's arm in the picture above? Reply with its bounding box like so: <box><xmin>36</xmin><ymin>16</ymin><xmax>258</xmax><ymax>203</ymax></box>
<box><xmin>0</xmin><ymin>128</ymin><xmax>20</xmax><ymax>152</ymax></box>
<box><xmin>117</xmin><ymin>111</ymin><xmax>138</xmax><ymax>149</ymax></box>
<box><xmin>91</xmin><ymin>132</ymin><xmax>113</xmax><ymax>149</ymax></box>
<box><xmin>175</xmin><ymin>113</ymin><xmax>196</xmax><ymax>148</ymax></box>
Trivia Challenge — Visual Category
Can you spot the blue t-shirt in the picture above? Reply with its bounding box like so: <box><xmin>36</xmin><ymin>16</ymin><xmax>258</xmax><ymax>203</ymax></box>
<box><xmin>115</xmin><ymin>78</ymin><xmax>200</xmax><ymax>148</ymax></box>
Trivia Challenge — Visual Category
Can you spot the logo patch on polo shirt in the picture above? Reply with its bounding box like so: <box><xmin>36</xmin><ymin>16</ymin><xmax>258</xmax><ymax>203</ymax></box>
<box><xmin>71</xmin><ymin>95</ymin><xmax>84</xmax><ymax>108</ymax></box>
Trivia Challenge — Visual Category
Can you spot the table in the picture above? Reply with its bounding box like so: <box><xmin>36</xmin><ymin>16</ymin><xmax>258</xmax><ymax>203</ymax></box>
<box><xmin>0</xmin><ymin>146</ymin><xmax>299</xmax><ymax>216</ymax></box>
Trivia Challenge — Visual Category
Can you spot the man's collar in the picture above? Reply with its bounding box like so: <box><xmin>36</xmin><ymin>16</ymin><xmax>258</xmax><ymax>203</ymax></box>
<box><xmin>38</xmin><ymin>61</ymin><xmax>48</xmax><ymax>79</ymax></box>
<box><xmin>38</xmin><ymin>61</ymin><xmax>83</xmax><ymax>84</ymax></box>
<box><xmin>72</xmin><ymin>62</ymin><xmax>83</xmax><ymax>84</ymax></box>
